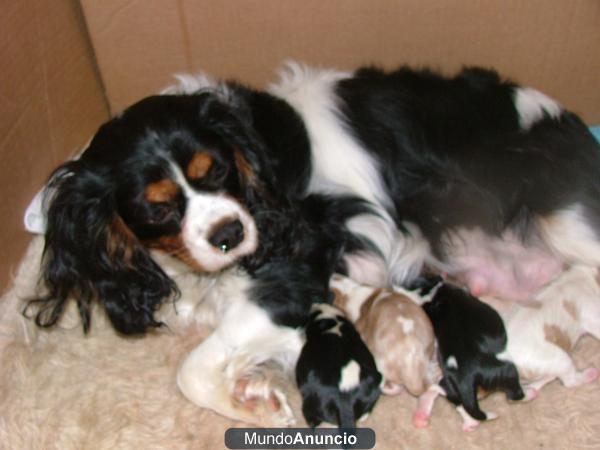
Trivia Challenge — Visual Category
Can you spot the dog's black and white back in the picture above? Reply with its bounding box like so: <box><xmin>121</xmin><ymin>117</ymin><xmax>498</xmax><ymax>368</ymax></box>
<box><xmin>296</xmin><ymin>303</ymin><xmax>382</xmax><ymax>428</ymax></box>
<box><xmin>416</xmin><ymin>277</ymin><xmax>524</xmax><ymax>431</ymax></box>
<box><xmin>268</xmin><ymin>64</ymin><xmax>600</xmax><ymax>299</ymax></box>
<box><xmin>28</xmin><ymin>62</ymin><xmax>600</xmax><ymax>425</ymax></box>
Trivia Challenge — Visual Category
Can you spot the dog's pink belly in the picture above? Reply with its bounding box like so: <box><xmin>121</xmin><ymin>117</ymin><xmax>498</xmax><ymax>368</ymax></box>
<box><xmin>456</xmin><ymin>257</ymin><xmax>563</xmax><ymax>301</ymax></box>
<box><xmin>444</xmin><ymin>229</ymin><xmax>564</xmax><ymax>301</ymax></box>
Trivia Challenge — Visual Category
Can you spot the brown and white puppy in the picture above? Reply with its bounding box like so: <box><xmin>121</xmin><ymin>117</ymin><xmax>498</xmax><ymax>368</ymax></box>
<box><xmin>330</xmin><ymin>274</ymin><xmax>436</xmax><ymax>398</ymax></box>
<box><xmin>496</xmin><ymin>265</ymin><xmax>600</xmax><ymax>398</ymax></box>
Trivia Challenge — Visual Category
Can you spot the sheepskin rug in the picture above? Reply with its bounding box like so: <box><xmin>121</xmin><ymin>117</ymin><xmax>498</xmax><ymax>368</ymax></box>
<box><xmin>1</xmin><ymin>237</ymin><xmax>599</xmax><ymax>450</ymax></box>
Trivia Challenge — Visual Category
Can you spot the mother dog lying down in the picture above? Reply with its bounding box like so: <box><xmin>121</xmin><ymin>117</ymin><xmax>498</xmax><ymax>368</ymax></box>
<box><xmin>26</xmin><ymin>62</ymin><xmax>600</xmax><ymax>425</ymax></box>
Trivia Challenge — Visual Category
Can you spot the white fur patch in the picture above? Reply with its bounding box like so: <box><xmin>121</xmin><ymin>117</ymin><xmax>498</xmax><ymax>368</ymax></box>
<box><xmin>24</xmin><ymin>187</ymin><xmax>47</xmax><ymax>234</ymax></box>
<box><xmin>344</xmin><ymin>215</ymin><xmax>431</xmax><ymax>286</ymax></box>
<box><xmin>397</xmin><ymin>316</ymin><xmax>415</xmax><ymax>334</ymax></box>
<box><xmin>446</xmin><ymin>356</ymin><xmax>458</xmax><ymax>369</ymax></box>
<box><xmin>311</xmin><ymin>303</ymin><xmax>345</xmax><ymax>336</ymax></box>
<box><xmin>170</xmin><ymin>162</ymin><xmax>258</xmax><ymax>272</ymax></box>
<box><xmin>269</xmin><ymin>62</ymin><xmax>390</xmax><ymax>207</ymax></box>
<box><xmin>499</xmin><ymin>264</ymin><xmax>600</xmax><ymax>387</ymax></box>
<box><xmin>392</xmin><ymin>285</ymin><xmax>430</xmax><ymax>306</ymax></box>
<box><xmin>24</xmin><ymin>144</ymin><xmax>88</xmax><ymax>235</ymax></box>
<box><xmin>393</xmin><ymin>278</ymin><xmax>442</xmax><ymax>306</ymax></box>
<box><xmin>343</xmin><ymin>250</ymin><xmax>389</xmax><ymax>287</ymax></box>
<box><xmin>270</xmin><ymin>62</ymin><xmax>431</xmax><ymax>285</ymax></box>
<box><xmin>339</xmin><ymin>360</ymin><xmax>361</xmax><ymax>392</ymax></box>
<box><xmin>387</xmin><ymin>222</ymin><xmax>433</xmax><ymax>286</ymax></box>
<box><xmin>330</xmin><ymin>274</ymin><xmax>380</xmax><ymax>322</ymax></box>
<box><xmin>312</xmin><ymin>303</ymin><xmax>342</xmax><ymax>321</ymax></box>
<box><xmin>456</xmin><ymin>405</ymin><xmax>480</xmax><ymax>431</ymax></box>
<box><xmin>177</xmin><ymin>270</ymin><xmax>304</xmax><ymax>425</ymax></box>
<box><xmin>513</xmin><ymin>87</ymin><xmax>562</xmax><ymax>130</ymax></box>
<box><xmin>160</xmin><ymin>72</ymin><xmax>235</xmax><ymax>104</ymax></box>
<box><xmin>161</xmin><ymin>72</ymin><xmax>220</xmax><ymax>94</ymax></box>
<box><xmin>325</xmin><ymin>321</ymin><xmax>343</xmax><ymax>337</ymax></box>
<box><xmin>537</xmin><ymin>204</ymin><xmax>600</xmax><ymax>267</ymax></box>
<box><xmin>496</xmin><ymin>350</ymin><xmax>513</xmax><ymax>363</ymax></box>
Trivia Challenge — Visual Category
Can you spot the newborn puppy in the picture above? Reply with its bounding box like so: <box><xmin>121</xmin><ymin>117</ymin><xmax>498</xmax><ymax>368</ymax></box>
<box><xmin>296</xmin><ymin>303</ymin><xmax>382</xmax><ymax>429</ymax></box>
<box><xmin>330</xmin><ymin>274</ymin><xmax>436</xmax><ymax>397</ymax></box>
<box><xmin>498</xmin><ymin>265</ymin><xmax>600</xmax><ymax>399</ymax></box>
<box><xmin>416</xmin><ymin>277</ymin><xmax>524</xmax><ymax>432</ymax></box>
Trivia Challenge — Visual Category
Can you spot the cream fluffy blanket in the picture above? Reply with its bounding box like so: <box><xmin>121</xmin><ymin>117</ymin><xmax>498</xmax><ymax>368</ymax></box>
<box><xmin>1</xmin><ymin>237</ymin><xmax>599</xmax><ymax>449</ymax></box>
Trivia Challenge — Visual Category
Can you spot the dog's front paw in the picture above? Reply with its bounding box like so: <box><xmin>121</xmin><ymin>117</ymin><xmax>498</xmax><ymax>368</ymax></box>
<box><xmin>231</xmin><ymin>370</ymin><xmax>296</xmax><ymax>427</ymax></box>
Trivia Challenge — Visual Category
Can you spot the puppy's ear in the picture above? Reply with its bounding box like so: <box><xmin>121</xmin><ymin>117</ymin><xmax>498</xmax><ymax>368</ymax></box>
<box><xmin>26</xmin><ymin>161</ymin><xmax>178</xmax><ymax>334</ymax></box>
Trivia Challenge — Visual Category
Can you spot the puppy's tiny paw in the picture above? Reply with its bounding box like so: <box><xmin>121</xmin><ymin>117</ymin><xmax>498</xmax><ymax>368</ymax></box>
<box><xmin>583</xmin><ymin>367</ymin><xmax>599</xmax><ymax>384</ymax></box>
<box><xmin>523</xmin><ymin>387</ymin><xmax>539</xmax><ymax>402</ymax></box>
<box><xmin>412</xmin><ymin>410</ymin><xmax>430</xmax><ymax>428</ymax></box>
<box><xmin>485</xmin><ymin>411</ymin><xmax>498</xmax><ymax>421</ymax></box>
<box><xmin>462</xmin><ymin>422</ymin><xmax>480</xmax><ymax>433</ymax></box>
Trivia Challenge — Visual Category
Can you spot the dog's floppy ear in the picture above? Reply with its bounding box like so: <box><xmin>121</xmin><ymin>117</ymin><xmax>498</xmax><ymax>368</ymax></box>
<box><xmin>26</xmin><ymin>160</ymin><xmax>178</xmax><ymax>334</ymax></box>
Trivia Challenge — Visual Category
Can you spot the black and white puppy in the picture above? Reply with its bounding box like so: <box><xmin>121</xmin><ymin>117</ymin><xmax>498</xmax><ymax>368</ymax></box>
<box><xmin>415</xmin><ymin>277</ymin><xmax>524</xmax><ymax>431</ymax></box>
<box><xmin>296</xmin><ymin>303</ymin><xmax>382</xmax><ymax>429</ymax></box>
<box><xmin>26</xmin><ymin>62</ymin><xmax>600</xmax><ymax>425</ymax></box>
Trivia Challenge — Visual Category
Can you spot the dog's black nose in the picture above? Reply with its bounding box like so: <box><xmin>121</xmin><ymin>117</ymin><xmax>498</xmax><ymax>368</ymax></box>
<box><xmin>208</xmin><ymin>219</ymin><xmax>244</xmax><ymax>252</ymax></box>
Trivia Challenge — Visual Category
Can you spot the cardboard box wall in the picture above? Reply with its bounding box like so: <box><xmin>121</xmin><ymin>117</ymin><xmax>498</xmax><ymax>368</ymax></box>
<box><xmin>0</xmin><ymin>0</ymin><xmax>108</xmax><ymax>291</ymax></box>
<box><xmin>1</xmin><ymin>0</ymin><xmax>599</xmax><ymax>292</ymax></box>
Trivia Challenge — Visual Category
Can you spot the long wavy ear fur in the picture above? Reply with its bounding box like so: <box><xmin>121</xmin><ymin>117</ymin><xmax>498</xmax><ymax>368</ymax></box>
<box><xmin>26</xmin><ymin>161</ymin><xmax>179</xmax><ymax>334</ymax></box>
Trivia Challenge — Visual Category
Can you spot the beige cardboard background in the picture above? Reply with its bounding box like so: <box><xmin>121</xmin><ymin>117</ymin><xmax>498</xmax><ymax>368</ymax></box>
<box><xmin>0</xmin><ymin>0</ymin><xmax>108</xmax><ymax>290</ymax></box>
<box><xmin>81</xmin><ymin>0</ymin><xmax>600</xmax><ymax>122</ymax></box>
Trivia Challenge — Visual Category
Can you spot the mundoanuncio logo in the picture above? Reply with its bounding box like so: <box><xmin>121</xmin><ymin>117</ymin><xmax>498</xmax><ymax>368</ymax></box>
<box><xmin>224</xmin><ymin>427</ymin><xmax>375</xmax><ymax>449</ymax></box>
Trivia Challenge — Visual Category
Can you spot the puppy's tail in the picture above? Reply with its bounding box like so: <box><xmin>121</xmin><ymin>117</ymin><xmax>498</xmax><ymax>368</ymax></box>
<box><xmin>337</xmin><ymin>404</ymin><xmax>356</xmax><ymax>430</ymax></box>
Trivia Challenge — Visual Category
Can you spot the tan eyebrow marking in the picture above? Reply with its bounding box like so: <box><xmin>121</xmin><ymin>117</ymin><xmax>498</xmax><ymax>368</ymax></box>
<box><xmin>187</xmin><ymin>152</ymin><xmax>214</xmax><ymax>180</ymax></box>
<box><xmin>145</xmin><ymin>179</ymin><xmax>180</xmax><ymax>203</ymax></box>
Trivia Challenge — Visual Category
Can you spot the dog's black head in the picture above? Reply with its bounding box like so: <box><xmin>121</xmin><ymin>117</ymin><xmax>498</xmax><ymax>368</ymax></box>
<box><xmin>28</xmin><ymin>92</ymin><xmax>279</xmax><ymax>334</ymax></box>
<box><xmin>296</xmin><ymin>303</ymin><xmax>382</xmax><ymax>429</ymax></box>
<box><xmin>28</xmin><ymin>85</ymin><xmax>372</xmax><ymax>335</ymax></box>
